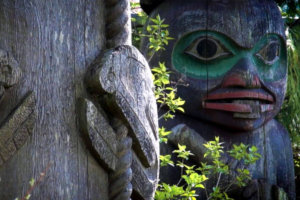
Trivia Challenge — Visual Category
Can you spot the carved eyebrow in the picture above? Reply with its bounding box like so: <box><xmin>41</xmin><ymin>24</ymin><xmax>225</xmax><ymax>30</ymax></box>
<box><xmin>253</xmin><ymin>35</ymin><xmax>281</xmax><ymax>51</ymax></box>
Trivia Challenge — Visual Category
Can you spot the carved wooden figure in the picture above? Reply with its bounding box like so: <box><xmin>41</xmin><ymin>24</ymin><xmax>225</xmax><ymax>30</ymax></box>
<box><xmin>141</xmin><ymin>0</ymin><xmax>296</xmax><ymax>199</ymax></box>
<box><xmin>82</xmin><ymin>45</ymin><xmax>159</xmax><ymax>200</ymax></box>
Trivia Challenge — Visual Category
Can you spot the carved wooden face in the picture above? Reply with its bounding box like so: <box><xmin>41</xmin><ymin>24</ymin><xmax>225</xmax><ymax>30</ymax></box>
<box><xmin>146</xmin><ymin>0</ymin><xmax>287</xmax><ymax>131</ymax></box>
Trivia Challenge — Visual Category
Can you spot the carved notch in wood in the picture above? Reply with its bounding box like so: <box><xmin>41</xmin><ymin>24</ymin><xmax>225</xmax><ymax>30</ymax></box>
<box><xmin>0</xmin><ymin>92</ymin><xmax>36</xmax><ymax>166</ymax></box>
<box><xmin>0</xmin><ymin>49</ymin><xmax>21</xmax><ymax>101</ymax></box>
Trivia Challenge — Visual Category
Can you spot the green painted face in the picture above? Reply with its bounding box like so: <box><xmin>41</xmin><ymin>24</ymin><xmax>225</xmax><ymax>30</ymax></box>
<box><xmin>172</xmin><ymin>31</ymin><xmax>286</xmax><ymax>81</ymax></box>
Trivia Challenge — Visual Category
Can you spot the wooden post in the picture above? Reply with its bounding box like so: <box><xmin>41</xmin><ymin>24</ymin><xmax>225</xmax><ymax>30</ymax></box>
<box><xmin>0</xmin><ymin>1</ymin><xmax>159</xmax><ymax>200</ymax></box>
<box><xmin>0</xmin><ymin>1</ymin><xmax>108</xmax><ymax>199</ymax></box>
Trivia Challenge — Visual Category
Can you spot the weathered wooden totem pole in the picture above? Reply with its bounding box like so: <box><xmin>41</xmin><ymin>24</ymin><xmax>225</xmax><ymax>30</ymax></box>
<box><xmin>141</xmin><ymin>0</ymin><xmax>296</xmax><ymax>199</ymax></box>
<box><xmin>0</xmin><ymin>0</ymin><xmax>158</xmax><ymax>199</ymax></box>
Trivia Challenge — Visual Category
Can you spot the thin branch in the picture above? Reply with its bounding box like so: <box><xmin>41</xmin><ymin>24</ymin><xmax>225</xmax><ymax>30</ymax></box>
<box><xmin>158</xmin><ymin>111</ymin><xmax>169</xmax><ymax>121</ymax></box>
<box><xmin>20</xmin><ymin>162</ymin><xmax>52</xmax><ymax>200</ymax></box>
<box><xmin>158</xmin><ymin>100</ymin><xmax>166</xmax><ymax>112</ymax></box>
<box><xmin>224</xmin><ymin>165</ymin><xmax>245</xmax><ymax>193</ymax></box>
<box><xmin>204</xmin><ymin>183</ymin><xmax>209</xmax><ymax>199</ymax></box>
<box><xmin>176</xmin><ymin>158</ymin><xmax>185</xmax><ymax>186</ymax></box>
<box><xmin>216</xmin><ymin>172</ymin><xmax>222</xmax><ymax>189</ymax></box>
<box><xmin>224</xmin><ymin>180</ymin><xmax>235</xmax><ymax>193</ymax></box>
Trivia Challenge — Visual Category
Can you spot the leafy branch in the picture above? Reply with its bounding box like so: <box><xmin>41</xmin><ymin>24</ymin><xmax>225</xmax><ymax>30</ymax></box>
<box><xmin>156</xmin><ymin>137</ymin><xmax>261</xmax><ymax>200</ymax></box>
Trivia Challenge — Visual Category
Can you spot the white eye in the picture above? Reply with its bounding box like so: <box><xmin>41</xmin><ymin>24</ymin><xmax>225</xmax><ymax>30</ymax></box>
<box><xmin>184</xmin><ymin>37</ymin><xmax>233</xmax><ymax>61</ymax></box>
<box><xmin>256</xmin><ymin>41</ymin><xmax>280</xmax><ymax>65</ymax></box>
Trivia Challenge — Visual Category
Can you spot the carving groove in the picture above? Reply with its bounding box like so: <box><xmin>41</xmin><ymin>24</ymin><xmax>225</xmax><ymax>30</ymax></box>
<box><xmin>105</xmin><ymin>0</ymin><xmax>131</xmax><ymax>48</ymax></box>
<box><xmin>131</xmin><ymin>154</ymin><xmax>157</xmax><ymax>200</ymax></box>
<box><xmin>78</xmin><ymin>98</ymin><xmax>118</xmax><ymax>171</ymax></box>
<box><xmin>0</xmin><ymin>92</ymin><xmax>36</xmax><ymax>166</ymax></box>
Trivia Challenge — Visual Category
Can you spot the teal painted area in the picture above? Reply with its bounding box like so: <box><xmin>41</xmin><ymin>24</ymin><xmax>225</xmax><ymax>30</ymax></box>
<box><xmin>172</xmin><ymin>31</ymin><xmax>239</xmax><ymax>78</ymax></box>
<box><xmin>252</xmin><ymin>35</ymin><xmax>287</xmax><ymax>81</ymax></box>
<box><xmin>171</xmin><ymin>31</ymin><xmax>287</xmax><ymax>81</ymax></box>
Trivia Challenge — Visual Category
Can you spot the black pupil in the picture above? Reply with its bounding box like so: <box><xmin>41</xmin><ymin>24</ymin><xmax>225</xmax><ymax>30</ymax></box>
<box><xmin>196</xmin><ymin>39</ymin><xmax>217</xmax><ymax>59</ymax></box>
<box><xmin>265</xmin><ymin>43</ymin><xmax>279</xmax><ymax>61</ymax></box>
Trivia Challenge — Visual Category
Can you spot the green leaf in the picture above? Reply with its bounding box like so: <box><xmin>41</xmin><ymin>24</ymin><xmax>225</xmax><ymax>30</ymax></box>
<box><xmin>160</xmin><ymin>154</ymin><xmax>174</xmax><ymax>167</ymax></box>
<box><xmin>29</xmin><ymin>178</ymin><xmax>35</xmax><ymax>187</ymax></box>
<box><xmin>176</xmin><ymin>107</ymin><xmax>185</xmax><ymax>113</ymax></box>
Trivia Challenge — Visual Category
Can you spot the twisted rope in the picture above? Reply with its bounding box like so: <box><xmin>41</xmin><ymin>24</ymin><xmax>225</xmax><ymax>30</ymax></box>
<box><xmin>105</xmin><ymin>2</ymin><xmax>133</xmax><ymax>199</ymax></box>
<box><xmin>105</xmin><ymin>0</ymin><xmax>131</xmax><ymax>48</ymax></box>
<box><xmin>109</xmin><ymin>123</ymin><xmax>133</xmax><ymax>200</ymax></box>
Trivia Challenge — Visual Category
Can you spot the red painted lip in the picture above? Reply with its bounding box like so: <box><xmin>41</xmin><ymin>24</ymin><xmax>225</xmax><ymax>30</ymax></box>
<box><xmin>204</xmin><ymin>91</ymin><xmax>274</xmax><ymax>102</ymax></box>
<box><xmin>203</xmin><ymin>102</ymin><xmax>252</xmax><ymax>113</ymax></box>
<box><xmin>202</xmin><ymin>91</ymin><xmax>274</xmax><ymax>114</ymax></box>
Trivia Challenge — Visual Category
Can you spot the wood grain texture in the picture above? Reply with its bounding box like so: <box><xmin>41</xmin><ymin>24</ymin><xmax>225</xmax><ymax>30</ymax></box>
<box><xmin>0</xmin><ymin>1</ymin><xmax>108</xmax><ymax>199</ymax></box>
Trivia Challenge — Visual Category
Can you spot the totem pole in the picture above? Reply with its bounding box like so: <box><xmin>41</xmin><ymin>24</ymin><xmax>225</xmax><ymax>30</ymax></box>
<box><xmin>141</xmin><ymin>0</ymin><xmax>296</xmax><ymax>199</ymax></box>
<box><xmin>0</xmin><ymin>0</ymin><xmax>158</xmax><ymax>199</ymax></box>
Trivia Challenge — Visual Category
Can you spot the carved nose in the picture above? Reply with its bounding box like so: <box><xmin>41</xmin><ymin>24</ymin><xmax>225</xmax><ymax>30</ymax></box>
<box><xmin>221</xmin><ymin>58</ymin><xmax>261</xmax><ymax>89</ymax></box>
<box><xmin>222</xmin><ymin>73</ymin><xmax>261</xmax><ymax>88</ymax></box>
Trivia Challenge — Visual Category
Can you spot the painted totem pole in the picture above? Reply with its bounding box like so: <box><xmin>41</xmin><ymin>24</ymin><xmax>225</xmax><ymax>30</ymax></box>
<box><xmin>0</xmin><ymin>0</ymin><xmax>158</xmax><ymax>199</ymax></box>
<box><xmin>141</xmin><ymin>0</ymin><xmax>296</xmax><ymax>199</ymax></box>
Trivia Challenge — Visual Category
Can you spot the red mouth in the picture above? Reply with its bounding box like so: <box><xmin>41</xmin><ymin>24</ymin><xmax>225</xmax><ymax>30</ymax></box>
<box><xmin>202</xmin><ymin>90</ymin><xmax>274</xmax><ymax>116</ymax></box>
